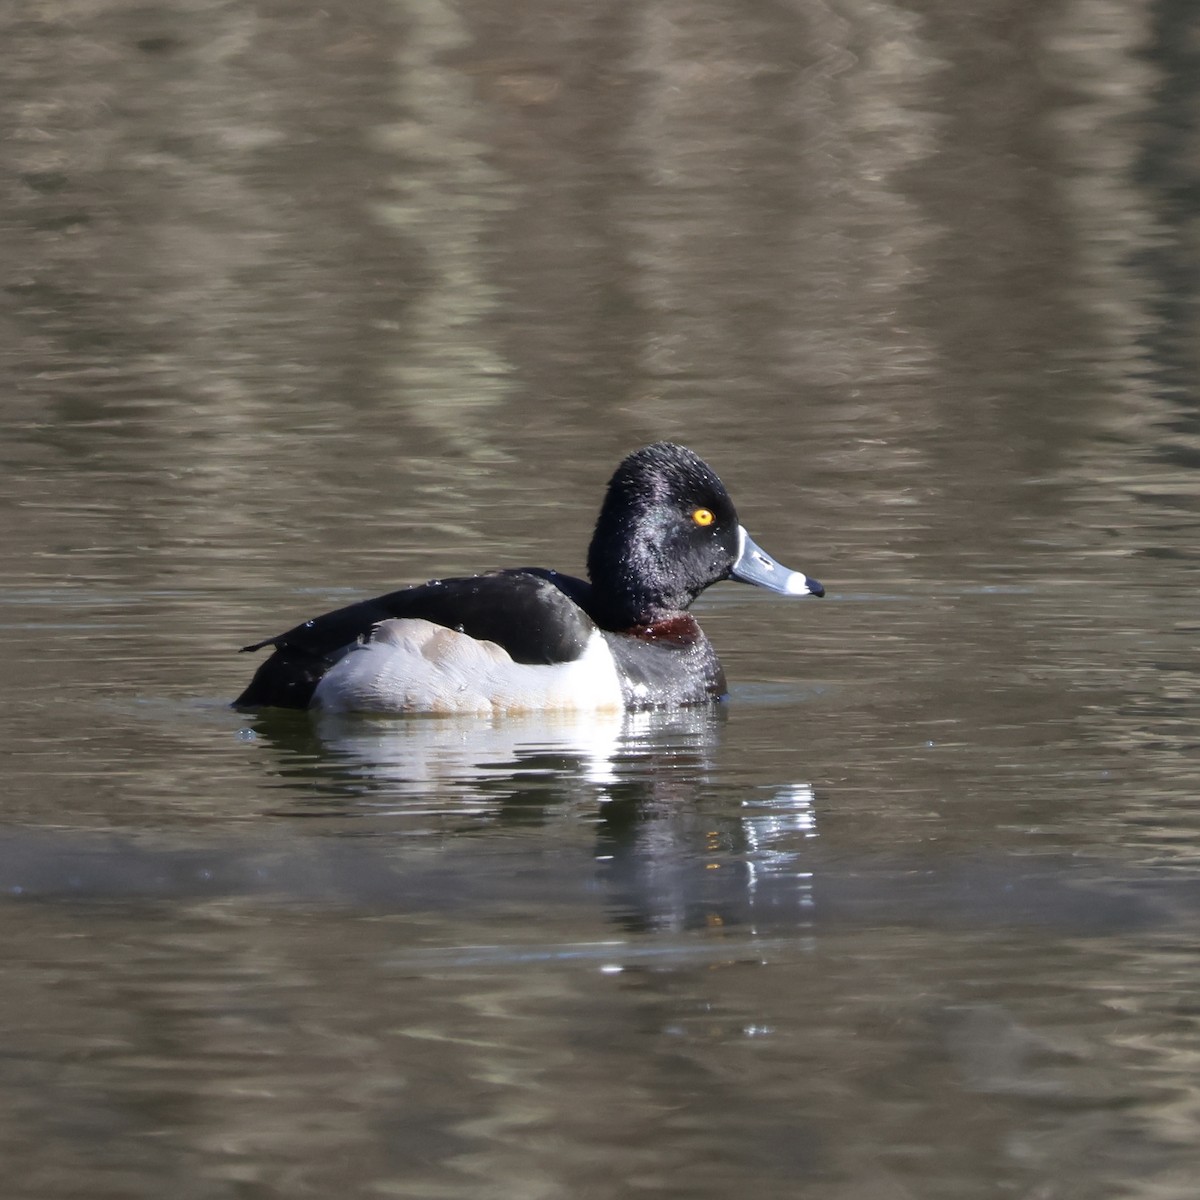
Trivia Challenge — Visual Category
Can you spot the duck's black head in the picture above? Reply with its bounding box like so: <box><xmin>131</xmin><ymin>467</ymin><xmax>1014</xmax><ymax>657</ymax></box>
<box><xmin>586</xmin><ymin>442</ymin><xmax>822</xmax><ymax>629</ymax></box>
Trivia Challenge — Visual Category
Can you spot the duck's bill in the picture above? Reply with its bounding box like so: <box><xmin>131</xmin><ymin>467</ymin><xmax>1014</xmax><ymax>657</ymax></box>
<box><xmin>731</xmin><ymin>526</ymin><xmax>824</xmax><ymax>597</ymax></box>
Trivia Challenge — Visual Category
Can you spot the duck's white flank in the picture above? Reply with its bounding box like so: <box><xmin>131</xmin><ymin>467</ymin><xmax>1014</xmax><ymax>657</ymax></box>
<box><xmin>311</xmin><ymin>618</ymin><xmax>626</xmax><ymax>716</ymax></box>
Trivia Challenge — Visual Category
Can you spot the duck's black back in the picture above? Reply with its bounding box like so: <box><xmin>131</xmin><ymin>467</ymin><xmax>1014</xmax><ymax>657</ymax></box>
<box><xmin>233</xmin><ymin>569</ymin><xmax>597</xmax><ymax>710</ymax></box>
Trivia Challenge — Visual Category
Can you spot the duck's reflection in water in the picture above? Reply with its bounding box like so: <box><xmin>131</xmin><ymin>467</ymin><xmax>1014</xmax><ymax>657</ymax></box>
<box><xmin>596</xmin><ymin>776</ymin><xmax>819</xmax><ymax>935</ymax></box>
<box><xmin>241</xmin><ymin>704</ymin><xmax>822</xmax><ymax>934</ymax></box>
<box><xmin>317</xmin><ymin>707</ymin><xmax>632</xmax><ymax>799</ymax></box>
<box><xmin>250</xmin><ymin>705</ymin><xmax>723</xmax><ymax>817</ymax></box>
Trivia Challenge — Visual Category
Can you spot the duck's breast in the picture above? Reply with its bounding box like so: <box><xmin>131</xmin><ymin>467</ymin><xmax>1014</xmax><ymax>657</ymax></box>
<box><xmin>603</xmin><ymin>616</ymin><xmax>727</xmax><ymax>709</ymax></box>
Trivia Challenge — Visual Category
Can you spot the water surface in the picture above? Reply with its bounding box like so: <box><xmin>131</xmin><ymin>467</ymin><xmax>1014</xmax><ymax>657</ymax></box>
<box><xmin>2</xmin><ymin>1</ymin><xmax>1199</xmax><ymax>1197</ymax></box>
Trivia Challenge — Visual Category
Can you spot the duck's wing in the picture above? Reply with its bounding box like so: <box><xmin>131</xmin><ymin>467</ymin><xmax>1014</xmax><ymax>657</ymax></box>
<box><xmin>232</xmin><ymin>569</ymin><xmax>595</xmax><ymax>710</ymax></box>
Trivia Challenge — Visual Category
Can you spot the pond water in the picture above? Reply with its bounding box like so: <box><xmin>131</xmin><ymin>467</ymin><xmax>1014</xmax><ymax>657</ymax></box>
<box><xmin>3</xmin><ymin>0</ymin><xmax>1200</xmax><ymax>1196</ymax></box>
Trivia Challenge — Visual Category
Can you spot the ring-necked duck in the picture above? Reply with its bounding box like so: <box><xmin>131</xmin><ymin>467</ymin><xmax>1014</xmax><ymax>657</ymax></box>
<box><xmin>234</xmin><ymin>442</ymin><xmax>823</xmax><ymax>714</ymax></box>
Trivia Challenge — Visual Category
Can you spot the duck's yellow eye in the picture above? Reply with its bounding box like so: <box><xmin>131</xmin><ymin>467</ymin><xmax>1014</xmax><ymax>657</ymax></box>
<box><xmin>692</xmin><ymin>507</ymin><xmax>715</xmax><ymax>527</ymax></box>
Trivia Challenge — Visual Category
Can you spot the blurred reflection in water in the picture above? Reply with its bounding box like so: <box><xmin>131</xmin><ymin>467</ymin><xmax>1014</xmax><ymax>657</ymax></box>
<box><xmin>245</xmin><ymin>706</ymin><xmax>722</xmax><ymax>814</ymax></box>
<box><xmin>374</xmin><ymin>0</ymin><xmax>518</xmax><ymax>460</ymax></box>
